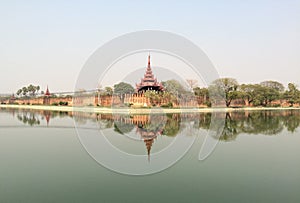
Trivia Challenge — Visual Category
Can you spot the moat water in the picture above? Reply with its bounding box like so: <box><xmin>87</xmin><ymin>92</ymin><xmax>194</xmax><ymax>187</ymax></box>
<box><xmin>0</xmin><ymin>108</ymin><xmax>300</xmax><ymax>202</ymax></box>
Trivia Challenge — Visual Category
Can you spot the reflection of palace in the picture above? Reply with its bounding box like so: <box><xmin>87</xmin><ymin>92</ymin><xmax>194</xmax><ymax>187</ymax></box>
<box><xmin>136</xmin><ymin>115</ymin><xmax>166</xmax><ymax>161</ymax></box>
<box><xmin>6</xmin><ymin>108</ymin><xmax>300</xmax><ymax>160</ymax></box>
<box><xmin>113</xmin><ymin>114</ymin><xmax>168</xmax><ymax>160</ymax></box>
<box><xmin>10</xmin><ymin>109</ymin><xmax>68</xmax><ymax>126</ymax></box>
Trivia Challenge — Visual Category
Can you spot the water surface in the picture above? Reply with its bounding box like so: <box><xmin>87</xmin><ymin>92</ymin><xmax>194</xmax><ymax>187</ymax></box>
<box><xmin>0</xmin><ymin>108</ymin><xmax>299</xmax><ymax>202</ymax></box>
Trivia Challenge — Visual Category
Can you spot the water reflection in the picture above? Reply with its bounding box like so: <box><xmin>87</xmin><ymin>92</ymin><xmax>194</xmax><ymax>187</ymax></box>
<box><xmin>2</xmin><ymin>108</ymin><xmax>300</xmax><ymax>141</ymax></box>
<box><xmin>2</xmin><ymin>108</ymin><xmax>300</xmax><ymax>161</ymax></box>
<box><xmin>16</xmin><ymin>112</ymin><xmax>41</xmax><ymax>126</ymax></box>
<box><xmin>1</xmin><ymin>108</ymin><xmax>70</xmax><ymax>127</ymax></box>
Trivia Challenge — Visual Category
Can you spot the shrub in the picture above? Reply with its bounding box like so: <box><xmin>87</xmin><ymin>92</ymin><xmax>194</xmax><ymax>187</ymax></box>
<box><xmin>124</xmin><ymin>103</ymin><xmax>133</xmax><ymax>107</ymax></box>
<box><xmin>161</xmin><ymin>102</ymin><xmax>173</xmax><ymax>108</ymax></box>
<box><xmin>204</xmin><ymin>101</ymin><xmax>212</xmax><ymax>107</ymax></box>
<box><xmin>59</xmin><ymin>101</ymin><xmax>68</xmax><ymax>106</ymax></box>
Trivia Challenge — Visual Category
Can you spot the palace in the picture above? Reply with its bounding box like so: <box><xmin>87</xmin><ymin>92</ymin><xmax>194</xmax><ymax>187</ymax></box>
<box><xmin>136</xmin><ymin>55</ymin><xmax>164</xmax><ymax>93</ymax></box>
<box><xmin>2</xmin><ymin>55</ymin><xmax>208</xmax><ymax>107</ymax></box>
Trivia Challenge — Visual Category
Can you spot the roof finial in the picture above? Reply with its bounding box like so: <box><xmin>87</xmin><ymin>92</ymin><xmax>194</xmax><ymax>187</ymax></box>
<box><xmin>148</xmin><ymin>53</ymin><xmax>151</xmax><ymax>68</ymax></box>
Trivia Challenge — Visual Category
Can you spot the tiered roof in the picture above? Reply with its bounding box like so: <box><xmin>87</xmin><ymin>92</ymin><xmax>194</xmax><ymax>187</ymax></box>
<box><xmin>136</xmin><ymin>55</ymin><xmax>164</xmax><ymax>93</ymax></box>
<box><xmin>45</xmin><ymin>86</ymin><xmax>50</xmax><ymax>97</ymax></box>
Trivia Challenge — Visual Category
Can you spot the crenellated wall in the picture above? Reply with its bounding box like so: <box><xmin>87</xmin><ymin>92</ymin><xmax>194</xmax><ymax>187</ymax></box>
<box><xmin>2</xmin><ymin>94</ymin><xmax>299</xmax><ymax>108</ymax></box>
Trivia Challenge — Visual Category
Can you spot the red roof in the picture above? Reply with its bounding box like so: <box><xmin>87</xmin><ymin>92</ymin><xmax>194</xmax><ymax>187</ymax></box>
<box><xmin>136</xmin><ymin>55</ymin><xmax>164</xmax><ymax>92</ymax></box>
<box><xmin>45</xmin><ymin>86</ymin><xmax>50</xmax><ymax>96</ymax></box>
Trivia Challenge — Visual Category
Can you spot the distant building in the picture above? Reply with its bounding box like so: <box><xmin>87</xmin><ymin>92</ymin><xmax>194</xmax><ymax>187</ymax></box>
<box><xmin>45</xmin><ymin>86</ymin><xmax>51</xmax><ymax>97</ymax></box>
<box><xmin>44</xmin><ymin>86</ymin><xmax>51</xmax><ymax>105</ymax></box>
<box><xmin>136</xmin><ymin>55</ymin><xmax>164</xmax><ymax>93</ymax></box>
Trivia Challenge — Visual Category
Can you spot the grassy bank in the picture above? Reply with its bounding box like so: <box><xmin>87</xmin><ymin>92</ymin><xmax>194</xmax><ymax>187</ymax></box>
<box><xmin>1</xmin><ymin>104</ymin><xmax>300</xmax><ymax>114</ymax></box>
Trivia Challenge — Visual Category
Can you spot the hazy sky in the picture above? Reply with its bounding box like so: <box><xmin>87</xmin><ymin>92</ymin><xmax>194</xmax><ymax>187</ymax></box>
<box><xmin>0</xmin><ymin>0</ymin><xmax>299</xmax><ymax>93</ymax></box>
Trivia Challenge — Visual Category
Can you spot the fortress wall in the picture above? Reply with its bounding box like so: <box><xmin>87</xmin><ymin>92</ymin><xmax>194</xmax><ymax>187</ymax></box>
<box><xmin>3</xmin><ymin>94</ymin><xmax>299</xmax><ymax>108</ymax></box>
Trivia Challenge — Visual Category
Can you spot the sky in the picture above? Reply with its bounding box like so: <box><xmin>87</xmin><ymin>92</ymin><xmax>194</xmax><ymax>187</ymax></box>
<box><xmin>0</xmin><ymin>0</ymin><xmax>300</xmax><ymax>93</ymax></box>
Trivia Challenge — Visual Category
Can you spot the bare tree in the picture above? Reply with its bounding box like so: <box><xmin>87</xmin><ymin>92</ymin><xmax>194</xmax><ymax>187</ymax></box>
<box><xmin>186</xmin><ymin>79</ymin><xmax>198</xmax><ymax>90</ymax></box>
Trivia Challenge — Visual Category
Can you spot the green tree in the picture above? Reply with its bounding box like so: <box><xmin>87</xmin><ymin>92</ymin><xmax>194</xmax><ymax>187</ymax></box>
<box><xmin>144</xmin><ymin>90</ymin><xmax>160</xmax><ymax>106</ymax></box>
<box><xmin>193</xmin><ymin>87</ymin><xmax>209</xmax><ymax>98</ymax></box>
<box><xmin>253</xmin><ymin>85</ymin><xmax>280</xmax><ymax>106</ymax></box>
<box><xmin>283</xmin><ymin>83</ymin><xmax>300</xmax><ymax>106</ymax></box>
<box><xmin>114</xmin><ymin>82</ymin><xmax>135</xmax><ymax>95</ymax></box>
<box><xmin>16</xmin><ymin>89</ymin><xmax>22</xmax><ymax>97</ymax></box>
<box><xmin>104</xmin><ymin>87</ymin><xmax>113</xmax><ymax>96</ymax></box>
<box><xmin>209</xmin><ymin>78</ymin><xmax>239</xmax><ymax>107</ymax></box>
<box><xmin>114</xmin><ymin>82</ymin><xmax>135</xmax><ymax>102</ymax></box>
<box><xmin>27</xmin><ymin>84</ymin><xmax>35</xmax><ymax>96</ymax></box>
<box><xmin>22</xmin><ymin>87</ymin><xmax>28</xmax><ymax>97</ymax></box>
<box><xmin>260</xmin><ymin>81</ymin><xmax>284</xmax><ymax>92</ymax></box>
<box><xmin>193</xmin><ymin>87</ymin><xmax>210</xmax><ymax>106</ymax></box>
<box><xmin>239</xmin><ymin>84</ymin><xmax>260</xmax><ymax>106</ymax></box>
<box><xmin>162</xmin><ymin>80</ymin><xmax>189</xmax><ymax>96</ymax></box>
<box><xmin>36</xmin><ymin>86</ymin><xmax>40</xmax><ymax>94</ymax></box>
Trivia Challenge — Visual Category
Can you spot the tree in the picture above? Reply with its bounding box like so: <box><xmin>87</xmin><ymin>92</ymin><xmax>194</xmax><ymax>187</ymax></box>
<box><xmin>239</xmin><ymin>84</ymin><xmax>259</xmax><ymax>106</ymax></box>
<box><xmin>186</xmin><ymin>79</ymin><xmax>198</xmax><ymax>90</ymax></box>
<box><xmin>193</xmin><ymin>87</ymin><xmax>209</xmax><ymax>98</ymax></box>
<box><xmin>114</xmin><ymin>82</ymin><xmax>135</xmax><ymax>102</ymax></box>
<box><xmin>114</xmin><ymin>82</ymin><xmax>135</xmax><ymax>95</ymax></box>
<box><xmin>253</xmin><ymin>85</ymin><xmax>280</xmax><ymax>106</ymax></box>
<box><xmin>209</xmin><ymin>78</ymin><xmax>239</xmax><ymax>107</ymax></box>
<box><xmin>17</xmin><ymin>84</ymin><xmax>40</xmax><ymax>97</ymax></box>
<box><xmin>36</xmin><ymin>86</ymin><xmax>40</xmax><ymax>94</ymax></box>
<box><xmin>104</xmin><ymin>87</ymin><xmax>113</xmax><ymax>96</ymax></box>
<box><xmin>144</xmin><ymin>90</ymin><xmax>160</xmax><ymax>106</ymax></box>
<box><xmin>27</xmin><ymin>84</ymin><xmax>35</xmax><ymax>96</ymax></box>
<box><xmin>193</xmin><ymin>87</ymin><xmax>210</xmax><ymax>106</ymax></box>
<box><xmin>260</xmin><ymin>81</ymin><xmax>284</xmax><ymax>92</ymax></box>
<box><xmin>162</xmin><ymin>79</ymin><xmax>193</xmax><ymax>99</ymax></box>
<box><xmin>16</xmin><ymin>89</ymin><xmax>22</xmax><ymax>97</ymax></box>
<box><xmin>283</xmin><ymin>83</ymin><xmax>300</xmax><ymax>106</ymax></box>
<box><xmin>22</xmin><ymin>87</ymin><xmax>28</xmax><ymax>97</ymax></box>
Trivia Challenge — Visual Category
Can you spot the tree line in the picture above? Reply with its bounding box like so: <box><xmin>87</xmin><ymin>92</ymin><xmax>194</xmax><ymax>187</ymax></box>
<box><xmin>203</xmin><ymin>78</ymin><xmax>300</xmax><ymax>107</ymax></box>
<box><xmin>97</xmin><ymin>79</ymin><xmax>300</xmax><ymax>107</ymax></box>
<box><xmin>16</xmin><ymin>84</ymin><xmax>41</xmax><ymax>97</ymax></box>
<box><xmin>14</xmin><ymin>79</ymin><xmax>296</xmax><ymax>108</ymax></box>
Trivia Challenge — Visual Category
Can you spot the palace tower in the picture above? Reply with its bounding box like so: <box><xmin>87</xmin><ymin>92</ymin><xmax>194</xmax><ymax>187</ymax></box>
<box><xmin>136</xmin><ymin>55</ymin><xmax>164</xmax><ymax>93</ymax></box>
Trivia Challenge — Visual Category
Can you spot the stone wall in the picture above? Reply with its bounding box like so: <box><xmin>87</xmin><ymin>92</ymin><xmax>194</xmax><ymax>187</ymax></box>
<box><xmin>2</xmin><ymin>94</ymin><xmax>300</xmax><ymax>108</ymax></box>
<box><xmin>5</xmin><ymin>96</ymin><xmax>73</xmax><ymax>106</ymax></box>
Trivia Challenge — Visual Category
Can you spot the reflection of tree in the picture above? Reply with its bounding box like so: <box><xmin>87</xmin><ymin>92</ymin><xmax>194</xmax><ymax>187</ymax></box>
<box><xmin>99</xmin><ymin>119</ymin><xmax>114</xmax><ymax>129</ymax></box>
<box><xmin>10</xmin><ymin>108</ymin><xmax>300</xmax><ymax>143</ymax></box>
<box><xmin>17</xmin><ymin>112</ymin><xmax>40</xmax><ymax>126</ymax></box>
<box><xmin>96</xmin><ymin>114</ymin><xmax>114</xmax><ymax>129</ymax></box>
<box><xmin>282</xmin><ymin>110</ymin><xmax>300</xmax><ymax>133</ymax></box>
<box><xmin>243</xmin><ymin>111</ymin><xmax>284</xmax><ymax>135</ymax></box>
<box><xmin>114</xmin><ymin>121</ymin><xmax>135</xmax><ymax>134</ymax></box>
<box><xmin>195</xmin><ymin>113</ymin><xmax>212</xmax><ymax>130</ymax></box>
<box><xmin>109</xmin><ymin>110</ymin><xmax>300</xmax><ymax>142</ymax></box>
<box><xmin>162</xmin><ymin>114</ymin><xmax>181</xmax><ymax>136</ymax></box>
<box><xmin>73</xmin><ymin>114</ymin><xmax>88</xmax><ymax>125</ymax></box>
<box><xmin>194</xmin><ymin>110</ymin><xmax>300</xmax><ymax>141</ymax></box>
<box><xmin>219</xmin><ymin>113</ymin><xmax>239</xmax><ymax>141</ymax></box>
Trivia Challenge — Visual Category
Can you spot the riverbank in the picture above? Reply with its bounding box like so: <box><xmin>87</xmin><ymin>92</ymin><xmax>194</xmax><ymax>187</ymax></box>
<box><xmin>1</xmin><ymin>104</ymin><xmax>300</xmax><ymax>114</ymax></box>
